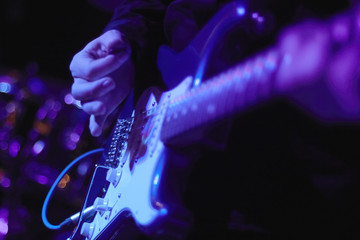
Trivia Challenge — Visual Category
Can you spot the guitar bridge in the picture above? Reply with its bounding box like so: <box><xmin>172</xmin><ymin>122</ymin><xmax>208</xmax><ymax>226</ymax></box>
<box><xmin>103</xmin><ymin>118</ymin><xmax>132</xmax><ymax>168</ymax></box>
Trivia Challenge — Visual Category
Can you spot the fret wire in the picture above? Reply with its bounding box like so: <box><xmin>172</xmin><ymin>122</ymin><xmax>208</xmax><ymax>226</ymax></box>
<box><xmin>110</xmin><ymin>48</ymin><xmax>282</xmax><ymax>139</ymax></box>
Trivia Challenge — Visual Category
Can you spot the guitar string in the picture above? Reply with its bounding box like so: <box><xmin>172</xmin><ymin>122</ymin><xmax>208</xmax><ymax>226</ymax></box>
<box><xmin>110</xmin><ymin>48</ymin><xmax>280</xmax><ymax>135</ymax></box>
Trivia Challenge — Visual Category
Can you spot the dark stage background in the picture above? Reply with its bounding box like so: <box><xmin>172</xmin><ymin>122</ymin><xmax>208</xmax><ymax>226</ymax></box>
<box><xmin>0</xmin><ymin>1</ymin><xmax>113</xmax><ymax>239</ymax></box>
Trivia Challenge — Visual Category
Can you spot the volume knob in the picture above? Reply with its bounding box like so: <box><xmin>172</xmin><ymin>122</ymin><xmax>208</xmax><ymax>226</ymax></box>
<box><xmin>80</xmin><ymin>222</ymin><xmax>94</xmax><ymax>239</ymax></box>
<box><xmin>93</xmin><ymin>197</ymin><xmax>112</xmax><ymax>212</ymax></box>
<box><xmin>106</xmin><ymin>168</ymin><xmax>122</xmax><ymax>187</ymax></box>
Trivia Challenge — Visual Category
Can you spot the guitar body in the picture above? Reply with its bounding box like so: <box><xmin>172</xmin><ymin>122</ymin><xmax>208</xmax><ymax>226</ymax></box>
<box><xmin>70</xmin><ymin>77</ymin><xmax>199</xmax><ymax>240</ymax></box>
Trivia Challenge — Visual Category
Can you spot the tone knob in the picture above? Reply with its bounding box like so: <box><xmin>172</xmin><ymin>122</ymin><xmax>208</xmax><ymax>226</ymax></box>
<box><xmin>80</xmin><ymin>222</ymin><xmax>94</xmax><ymax>239</ymax></box>
<box><xmin>93</xmin><ymin>197</ymin><xmax>112</xmax><ymax>212</ymax></box>
<box><xmin>106</xmin><ymin>168</ymin><xmax>122</xmax><ymax>187</ymax></box>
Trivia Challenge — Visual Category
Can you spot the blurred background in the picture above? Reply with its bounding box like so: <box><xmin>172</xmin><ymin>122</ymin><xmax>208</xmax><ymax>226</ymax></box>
<box><xmin>0</xmin><ymin>0</ymin><xmax>114</xmax><ymax>239</ymax></box>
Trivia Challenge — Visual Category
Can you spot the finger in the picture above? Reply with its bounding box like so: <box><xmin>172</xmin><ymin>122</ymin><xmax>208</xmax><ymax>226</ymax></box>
<box><xmin>77</xmin><ymin>31</ymin><xmax>130</xmax><ymax>80</ymax></box>
<box><xmin>70</xmin><ymin>43</ymin><xmax>130</xmax><ymax>81</ymax></box>
<box><xmin>101</xmin><ymin>29</ymin><xmax>128</xmax><ymax>54</ymax></box>
<box><xmin>89</xmin><ymin>114</ymin><xmax>107</xmax><ymax>137</ymax></box>
<box><xmin>81</xmin><ymin>100</ymin><xmax>107</xmax><ymax>116</ymax></box>
<box><xmin>84</xmin><ymin>29</ymin><xmax>123</xmax><ymax>53</ymax></box>
<box><xmin>86</xmin><ymin>50</ymin><xmax>130</xmax><ymax>80</ymax></box>
<box><xmin>71</xmin><ymin>77</ymin><xmax>115</xmax><ymax>101</ymax></box>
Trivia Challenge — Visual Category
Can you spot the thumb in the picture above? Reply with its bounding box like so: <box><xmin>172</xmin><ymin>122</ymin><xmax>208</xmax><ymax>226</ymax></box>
<box><xmin>102</xmin><ymin>29</ymin><xmax>129</xmax><ymax>53</ymax></box>
<box><xmin>89</xmin><ymin>114</ymin><xmax>107</xmax><ymax>137</ymax></box>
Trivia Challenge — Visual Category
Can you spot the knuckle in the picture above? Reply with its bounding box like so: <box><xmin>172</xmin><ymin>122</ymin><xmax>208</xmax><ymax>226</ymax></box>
<box><xmin>107</xmin><ymin>29</ymin><xmax>122</xmax><ymax>38</ymax></box>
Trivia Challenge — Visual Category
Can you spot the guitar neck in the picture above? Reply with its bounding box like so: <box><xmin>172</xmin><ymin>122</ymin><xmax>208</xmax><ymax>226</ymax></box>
<box><xmin>160</xmin><ymin>48</ymin><xmax>281</xmax><ymax>142</ymax></box>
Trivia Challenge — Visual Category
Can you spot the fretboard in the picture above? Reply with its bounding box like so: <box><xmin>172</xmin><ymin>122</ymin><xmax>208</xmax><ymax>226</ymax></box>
<box><xmin>160</xmin><ymin>48</ymin><xmax>281</xmax><ymax>142</ymax></box>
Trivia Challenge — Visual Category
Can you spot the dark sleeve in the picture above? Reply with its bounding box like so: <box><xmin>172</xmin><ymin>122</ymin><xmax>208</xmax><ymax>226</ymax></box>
<box><xmin>104</xmin><ymin>0</ymin><xmax>169</xmax><ymax>47</ymax></box>
<box><xmin>104</xmin><ymin>0</ymin><xmax>171</xmax><ymax>98</ymax></box>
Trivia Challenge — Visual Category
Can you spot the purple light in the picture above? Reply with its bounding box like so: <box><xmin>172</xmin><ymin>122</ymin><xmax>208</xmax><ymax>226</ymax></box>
<box><xmin>53</xmin><ymin>101</ymin><xmax>62</xmax><ymax>111</ymax></box>
<box><xmin>28</xmin><ymin>77</ymin><xmax>44</xmax><ymax>95</ymax></box>
<box><xmin>9</xmin><ymin>140</ymin><xmax>20</xmax><ymax>157</ymax></box>
<box><xmin>0</xmin><ymin>209</ymin><xmax>8</xmax><ymax>237</ymax></box>
<box><xmin>236</xmin><ymin>7</ymin><xmax>246</xmax><ymax>16</ymax></box>
<box><xmin>66</xmin><ymin>141</ymin><xmax>77</xmax><ymax>150</ymax></box>
<box><xmin>0</xmin><ymin>217</ymin><xmax>8</xmax><ymax>236</ymax></box>
<box><xmin>0</xmin><ymin>82</ymin><xmax>11</xmax><ymax>94</ymax></box>
<box><xmin>70</xmin><ymin>132</ymin><xmax>80</xmax><ymax>143</ymax></box>
<box><xmin>251</xmin><ymin>12</ymin><xmax>264</xmax><ymax>23</ymax></box>
<box><xmin>77</xmin><ymin>162</ymin><xmax>89</xmax><ymax>176</ymax></box>
<box><xmin>5</xmin><ymin>102</ymin><xmax>15</xmax><ymax>113</ymax></box>
<box><xmin>64</xmin><ymin>93</ymin><xmax>74</xmax><ymax>105</ymax></box>
<box><xmin>47</xmin><ymin>109</ymin><xmax>57</xmax><ymax>119</ymax></box>
<box><xmin>32</xmin><ymin>140</ymin><xmax>45</xmax><ymax>155</ymax></box>
<box><xmin>257</xmin><ymin>16</ymin><xmax>264</xmax><ymax>23</ymax></box>
<box><xmin>0</xmin><ymin>75</ymin><xmax>13</xmax><ymax>94</ymax></box>
<box><xmin>0</xmin><ymin>141</ymin><xmax>8</xmax><ymax>150</ymax></box>
<box><xmin>0</xmin><ymin>177</ymin><xmax>10</xmax><ymax>188</ymax></box>
<box><xmin>331</xmin><ymin>17</ymin><xmax>350</xmax><ymax>43</ymax></box>
<box><xmin>35</xmin><ymin>174</ymin><xmax>48</xmax><ymax>185</ymax></box>
<box><xmin>0</xmin><ymin>130</ymin><xmax>9</xmax><ymax>141</ymax></box>
<box><xmin>36</xmin><ymin>108</ymin><xmax>47</xmax><ymax>120</ymax></box>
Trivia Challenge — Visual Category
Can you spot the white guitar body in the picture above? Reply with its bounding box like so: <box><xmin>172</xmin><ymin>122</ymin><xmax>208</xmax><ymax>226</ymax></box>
<box><xmin>75</xmin><ymin>77</ymin><xmax>194</xmax><ymax>240</ymax></box>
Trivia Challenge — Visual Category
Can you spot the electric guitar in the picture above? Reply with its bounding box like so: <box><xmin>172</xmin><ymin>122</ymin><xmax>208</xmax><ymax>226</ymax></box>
<box><xmin>68</xmin><ymin>2</ymin><xmax>360</xmax><ymax>240</ymax></box>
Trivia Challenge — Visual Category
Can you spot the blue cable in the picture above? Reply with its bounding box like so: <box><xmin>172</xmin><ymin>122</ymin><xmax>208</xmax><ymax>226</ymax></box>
<box><xmin>41</xmin><ymin>148</ymin><xmax>104</xmax><ymax>230</ymax></box>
